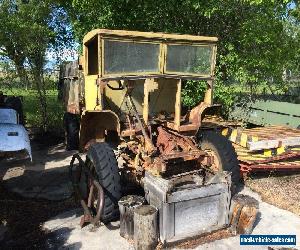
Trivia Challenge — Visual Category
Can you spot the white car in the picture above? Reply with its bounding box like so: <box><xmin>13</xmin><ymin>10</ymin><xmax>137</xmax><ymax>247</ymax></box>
<box><xmin>0</xmin><ymin>108</ymin><xmax>32</xmax><ymax>160</ymax></box>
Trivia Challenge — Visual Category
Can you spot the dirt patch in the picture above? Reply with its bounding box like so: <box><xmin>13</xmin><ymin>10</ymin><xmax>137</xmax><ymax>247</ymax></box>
<box><xmin>29</xmin><ymin>131</ymin><xmax>64</xmax><ymax>151</ymax></box>
<box><xmin>0</xmin><ymin>183</ymin><xmax>79</xmax><ymax>249</ymax></box>
<box><xmin>0</xmin><ymin>135</ymin><xmax>79</xmax><ymax>249</ymax></box>
<box><xmin>246</xmin><ymin>172</ymin><xmax>300</xmax><ymax>216</ymax></box>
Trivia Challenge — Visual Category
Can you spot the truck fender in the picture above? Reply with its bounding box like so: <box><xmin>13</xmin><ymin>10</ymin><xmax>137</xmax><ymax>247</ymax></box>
<box><xmin>79</xmin><ymin>110</ymin><xmax>120</xmax><ymax>151</ymax></box>
<box><xmin>188</xmin><ymin>102</ymin><xmax>221</xmax><ymax>134</ymax></box>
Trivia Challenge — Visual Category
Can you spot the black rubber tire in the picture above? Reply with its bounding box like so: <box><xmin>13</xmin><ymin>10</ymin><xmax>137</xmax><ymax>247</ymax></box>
<box><xmin>63</xmin><ymin>112</ymin><xmax>79</xmax><ymax>150</ymax></box>
<box><xmin>198</xmin><ymin>130</ymin><xmax>242</xmax><ymax>189</ymax></box>
<box><xmin>87</xmin><ymin>142</ymin><xmax>122</xmax><ymax>223</ymax></box>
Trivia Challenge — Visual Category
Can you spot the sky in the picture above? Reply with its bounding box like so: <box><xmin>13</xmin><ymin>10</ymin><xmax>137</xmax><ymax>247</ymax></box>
<box><xmin>45</xmin><ymin>44</ymin><xmax>79</xmax><ymax>70</ymax></box>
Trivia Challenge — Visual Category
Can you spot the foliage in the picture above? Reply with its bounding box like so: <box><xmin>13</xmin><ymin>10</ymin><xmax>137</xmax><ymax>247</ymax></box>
<box><xmin>0</xmin><ymin>87</ymin><xmax>64</xmax><ymax>131</ymax></box>
<box><xmin>182</xmin><ymin>81</ymin><xmax>207</xmax><ymax>108</ymax></box>
<box><xmin>1</xmin><ymin>0</ymin><xmax>299</xmax><ymax>126</ymax></box>
<box><xmin>0</xmin><ymin>60</ymin><xmax>20</xmax><ymax>90</ymax></box>
<box><xmin>182</xmin><ymin>80</ymin><xmax>238</xmax><ymax>116</ymax></box>
<box><xmin>0</xmin><ymin>0</ymin><xmax>72</xmax><ymax>131</ymax></box>
<box><xmin>61</xmin><ymin>0</ymin><xmax>300</xmax><ymax>114</ymax></box>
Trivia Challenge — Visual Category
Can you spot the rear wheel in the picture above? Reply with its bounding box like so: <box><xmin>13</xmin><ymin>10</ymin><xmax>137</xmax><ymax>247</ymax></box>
<box><xmin>198</xmin><ymin>130</ymin><xmax>242</xmax><ymax>191</ymax></box>
<box><xmin>86</xmin><ymin>142</ymin><xmax>122</xmax><ymax>223</ymax></box>
<box><xmin>63</xmin><ymin>112</ymin><xmax>79</xmax><ymax>150</ymax></box>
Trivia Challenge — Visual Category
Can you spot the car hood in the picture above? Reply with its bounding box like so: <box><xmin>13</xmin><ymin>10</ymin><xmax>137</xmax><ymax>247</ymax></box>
<box><xmin>0</xmin><ymin>123</ymin><xmax>32</xmax><ymax>160</ymax></box>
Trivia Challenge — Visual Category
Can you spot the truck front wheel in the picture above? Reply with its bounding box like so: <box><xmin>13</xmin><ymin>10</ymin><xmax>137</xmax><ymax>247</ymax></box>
<box><xmin>86</xmin><ymin>142</ymin><xmax>122</xmax><ymax>223</ymax></box>
<box><xmin>198</xmin><ymin>130</ymin><xmax>242</xmax><ymax>191</ymax></box>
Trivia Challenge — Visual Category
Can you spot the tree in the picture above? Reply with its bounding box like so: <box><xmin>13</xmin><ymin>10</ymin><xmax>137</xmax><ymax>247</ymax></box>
<box><xmin>0</xmin><ymin>1</ymin><xmax>29</xmax><ymax>89</ymax></box>
<box><xmin>0</xmin><ymin>0</ymin><xmax>72</xmax><ymax>131</ymax></box>
<box><xmin>63</xmin><ymin>0</ymin><xmax>300</xmax><ymax>111</ymax></box>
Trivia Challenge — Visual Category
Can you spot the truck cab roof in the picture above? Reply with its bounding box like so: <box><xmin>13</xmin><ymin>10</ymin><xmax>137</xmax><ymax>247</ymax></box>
<box><xmin>83</xmin><ymin>29</ymin><xmax>218</xmax><ymax>81</ymax></box>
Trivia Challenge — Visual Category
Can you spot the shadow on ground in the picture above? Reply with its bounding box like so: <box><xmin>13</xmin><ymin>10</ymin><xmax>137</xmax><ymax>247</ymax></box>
<box><xmin>0</xmin><ymin>135</ymin><xmax>81</xmax><ymax>249</ymax></box>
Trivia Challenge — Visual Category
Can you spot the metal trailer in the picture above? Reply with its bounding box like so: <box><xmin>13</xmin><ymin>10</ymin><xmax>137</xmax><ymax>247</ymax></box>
<box><xmin>221</xmin><ymin>125</ymin><xmax>300</xmax><ymax>174</ymax></box>
<box><xmin>226</xmin><ymin>98</ymin><xmax>300</xmax><ymax>173</ymax></box>
<box><xmin>199</xmin><ymin>114</ymin><xmax>300</xmax><ymax>174</ymax></box>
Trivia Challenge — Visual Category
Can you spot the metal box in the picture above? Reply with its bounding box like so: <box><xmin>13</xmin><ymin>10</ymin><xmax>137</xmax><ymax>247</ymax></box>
<box><xmin>144</xmin><ymin>170</ymin><xmax>231</xmax><ymax>243</ymax></box>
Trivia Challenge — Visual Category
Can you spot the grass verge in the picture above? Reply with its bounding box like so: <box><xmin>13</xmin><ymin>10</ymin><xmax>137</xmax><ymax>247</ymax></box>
<box><xmin>0</xmin><ymin>88</ymin><xmax>64</xmax><ymax>132</ymax></box>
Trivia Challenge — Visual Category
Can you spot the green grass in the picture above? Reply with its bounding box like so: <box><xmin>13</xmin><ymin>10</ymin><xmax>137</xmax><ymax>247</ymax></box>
<box><xmin>0</xmin><ymin>87</ymin><xmax>64</xmax><ymax>131</ymax></box>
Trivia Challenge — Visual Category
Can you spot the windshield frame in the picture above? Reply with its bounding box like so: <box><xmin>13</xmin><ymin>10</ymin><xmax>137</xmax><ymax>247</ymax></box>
<box><xmin>83</xmin><ymin>29</ymin><xmax>218</xmax><ymax>81</ymax></box>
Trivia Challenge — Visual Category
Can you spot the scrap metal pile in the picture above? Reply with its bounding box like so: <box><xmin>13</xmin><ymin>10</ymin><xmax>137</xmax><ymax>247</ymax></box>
<box><xmin>70</xmin><ymin>153</ymin><xmax>259</xmax><ymax>246</ymax></box>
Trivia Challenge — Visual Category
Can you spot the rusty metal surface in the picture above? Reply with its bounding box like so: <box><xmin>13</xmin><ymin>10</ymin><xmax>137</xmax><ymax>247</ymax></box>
<box><xmin>143</xmin><ymin>126</ymin><xmax>211</xmax><ymax>174</ymax></box>
<box><xmin>116</xmin><ymin>123</ymin><xmax>213</xmax><ymax>180</ymax></box>
<box><xmin>58</xmin><ymin>61</ymin><xmax>84</xmax><ymax>115</ymax></box>
<box><xmin>79</xmin><ymin>110</ymin><xmax>120</xmax><ymax>151</ymax></box>
<box><xmin>155</xmin><ymin>103</ymin><xmax>223</xmax><ymax>136</ymax></box>
<box><xmin>77</xmin><ymin>80</ymin><xmax>219</xmax><ymax>180</ymax></box>
<box><xmin>240</xmin><ymin>162</ymin><xmax>300</xmax><ymax>174</ymax></box>
<box><xmin>243</xmin><ymin>151</ymin><xmax>300</xmax><ymax>165</ymax></box>
<box><xmin>69</xmin><ymin>154</ymin><xmax>104</xmax><ymax>227</ymax></box>
<box><xmin>126</xmin><ymin>94</ymin><xmax>156</xmax><ymax>154</ymax></box>
<box><xmin>239</xmin><ymin>150</ymin><xmax>300</xmax><ymax>174</ymax></box>
<box><xmin>156</xmin><ymin>127</ymin><xmax>198</xmax><ymax>154</ymax></box>
<box><xmin>188</xmin><ymin>103</ymin><xmax>222</xmax><ymax>131</ymax></box>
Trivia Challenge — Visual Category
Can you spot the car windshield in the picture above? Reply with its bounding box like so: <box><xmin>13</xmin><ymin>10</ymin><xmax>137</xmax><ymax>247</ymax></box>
<box><xmin>0</xmin><ymin>108</ymin><xmax>18</xmax><ymax>124</ymax></box>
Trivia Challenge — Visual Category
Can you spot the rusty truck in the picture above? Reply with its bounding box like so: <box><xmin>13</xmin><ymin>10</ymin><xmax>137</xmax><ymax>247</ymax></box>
<box><xmin>61</xmin><ymin>29</ymin><xmax>259</xmax><ymax>243</ymax></box>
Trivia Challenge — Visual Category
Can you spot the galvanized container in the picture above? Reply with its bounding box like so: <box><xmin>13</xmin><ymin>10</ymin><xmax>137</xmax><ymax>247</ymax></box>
<box><xmin>143</xmin><ymin>170</ymin><xmax>231</xmax><ymax>243</ymax></box>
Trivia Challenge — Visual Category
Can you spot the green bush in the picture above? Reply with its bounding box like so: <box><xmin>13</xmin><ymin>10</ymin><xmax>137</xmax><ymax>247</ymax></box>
<box><xmin>0</xmin><ymin>87</ymin><xmax>64</xmax><ymax>132</ymax></box>
<box><xmin>182</xmin><ymin>80</ymin><xmax>238</xmax><ymax>117</ymax></box>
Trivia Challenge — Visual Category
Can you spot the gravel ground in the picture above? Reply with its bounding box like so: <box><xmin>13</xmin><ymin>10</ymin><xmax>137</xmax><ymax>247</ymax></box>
<box><xmin>0</xmin><ymin>135</ymin><xmax>79</xmax><ymax>249</ymax></box>
<box><xmin>0</xmin><ymin>184</ymin><xmax>79</xmax><ymax>249</ymax></box>
<box><xmin>43</xmin><ymin>186</ymin><xmax>300</xmax><ymax>250</ymax></box>
<box><xmin>246</xmin><ymin>172</ymin><xmax>300</xmax><ymax>216</ymax></box>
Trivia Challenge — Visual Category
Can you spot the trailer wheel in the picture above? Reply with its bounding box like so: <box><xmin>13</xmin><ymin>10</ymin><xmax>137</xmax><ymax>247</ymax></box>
<box><xmin>63</xmin><ymin>112</ymin><xmax>79</xmax><ymax>150</ymax></box>
<box><xmin>86</xmin><ymin>142</ymin><xmax>122</xmax><ymax>223</ymax></box>
<box><xmin>198</xmin><ymin>130</ymin><xmax>242</xmax><ymax>190</ymax></box>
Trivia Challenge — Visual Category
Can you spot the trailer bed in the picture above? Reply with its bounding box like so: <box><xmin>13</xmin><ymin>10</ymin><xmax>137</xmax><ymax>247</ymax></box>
<box><xmin>221</xmin><ymin>126</ymin><xmax>300</xmax><ymax>173</ymax></box>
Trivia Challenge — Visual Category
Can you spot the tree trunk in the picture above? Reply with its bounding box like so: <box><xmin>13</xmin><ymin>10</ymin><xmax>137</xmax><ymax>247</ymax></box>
<box><xmin>11</xmin><ymin>53</ymin><xmax>30</xmax><ymax>90</ymax></box>
<box><xmin>134</xmin><ymin>205</ymin><xmax>158</xmax><ymax>250</ymax></box>
<box><xmin>229</xmin><ymin>194</ymin><xmax>259</xmax><ymax>235</ymax></box>
<box><xmin>15</xmin><ymin>64</ymin><xmax>30</xmax><ymax>90</ymax></box>
<box><xmin>33</xmin><ymin>67</ymin><xmax>48</xmax><ymax>132</ymax></box>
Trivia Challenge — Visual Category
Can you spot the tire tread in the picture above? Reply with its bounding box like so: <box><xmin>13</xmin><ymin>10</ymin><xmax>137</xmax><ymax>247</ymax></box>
<box><xmin>199</xmin><ymin>130</ymin><xmax>241</xmax><ymax>187</ymax></box>
<box><xmin>87</xmin><ymin>142</ymin><xmax>121</xmax><ymax>223</ymax></box>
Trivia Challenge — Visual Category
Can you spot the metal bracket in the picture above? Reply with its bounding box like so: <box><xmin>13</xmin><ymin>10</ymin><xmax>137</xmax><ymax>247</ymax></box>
<box><xmin>69</xmin><ymin>154</ymin><xmax>104</xmax><ymax>228</ymax></box>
